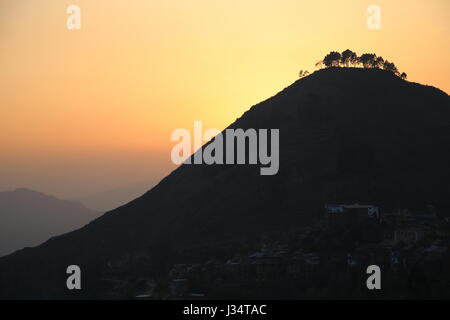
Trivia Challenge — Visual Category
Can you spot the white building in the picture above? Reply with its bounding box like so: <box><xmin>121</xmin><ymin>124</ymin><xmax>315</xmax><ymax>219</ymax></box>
<box><xmin>325</xmin><ymin>204</ymin><xmax>380</xmax><ymax>219</ymax></box>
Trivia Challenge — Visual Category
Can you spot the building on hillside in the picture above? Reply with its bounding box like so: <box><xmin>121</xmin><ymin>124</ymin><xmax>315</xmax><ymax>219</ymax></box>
<box><xmin>170</xmin><ymin>279</ymin><xmax>189</xmax><ymax>297</ymax></box>
<box><xmin>325</xmin><ymin>204</ymin><xmax>380</xmax><ymax>219</ymax></box>
<box><xmin>249</xmin><ymin>252</ymin><xmax>287</xmax><ymax>281</ymax></box>
<box><xmin>383</xmin><ymin>227</ymin><xmax>423</xmax><ymax>244</ymax></box>
<box><xmin>169</xmin><ymin>264</ymin><xmax>200</xmax><ymax>279</ymax></box>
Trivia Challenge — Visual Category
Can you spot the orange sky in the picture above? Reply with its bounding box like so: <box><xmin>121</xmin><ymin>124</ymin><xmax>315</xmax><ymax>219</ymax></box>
<box><xmin>0</xmin><ymin>0</ymin><xmax>449</xmax><ymax>198</ymax></box>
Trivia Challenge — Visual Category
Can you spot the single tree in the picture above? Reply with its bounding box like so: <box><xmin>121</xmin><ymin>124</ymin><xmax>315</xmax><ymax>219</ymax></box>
<box><xmin>400</xmin><ymin>72</ymin><xmax>407</xmax><ymax>80</ymax></box>
<box><xmin>373</xmin><ymin>56</ymin><xmax>385</xmax><ymax>68</ymax></box>
<box><xmin>359</xmin><ymin>53</ymin><xmax>377</xmax><ymax>68</ymax></box>
<box><xmin>341</xmin><ymin>49</ymin><xmax>358</xmax><ymax>67</ymax></box>
<box><xmin>383</xmin><ymin>60</ymin><xmax>399</xmax><ymax>75</ymax></box>
<box><xmin>323</xmin><ymin>51</ymin><xmax>342</xmax><ymax>67</ymax></box>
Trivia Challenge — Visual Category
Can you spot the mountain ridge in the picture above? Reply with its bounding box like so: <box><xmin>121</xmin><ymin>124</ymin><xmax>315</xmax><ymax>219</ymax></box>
<box><xmin>0</xmin><ymin>188</ymin><xmax>101</xmax><ymax>258</ymax></box>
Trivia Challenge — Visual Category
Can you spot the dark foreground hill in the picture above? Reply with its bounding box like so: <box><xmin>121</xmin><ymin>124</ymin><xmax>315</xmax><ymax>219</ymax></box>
<box><xmin>0</xmin><ymin>188</ymin><xmax>101</xmax><ymax>257</ymax></box>
<box><xmin>0</xmin><ymin>68</ymin><xmax>449</xmax><ymax>299</ymax></box>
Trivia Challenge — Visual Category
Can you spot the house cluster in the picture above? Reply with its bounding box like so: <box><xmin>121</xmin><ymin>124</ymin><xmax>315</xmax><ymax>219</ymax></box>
<box><xmin>166</xmin><ymin>204</ymin><xmax>450</xmax><ymax>298</ymax></box>
<box><xmin>168</xmin><ymin>245</ymin><xmax>323</xmax><ymax>298</ymax></box>
<box><xmin>325</xmin><ymin>204</ymin><xmax>443</xmax><ymax>245</ymax></box>
<box><xmin>381</xmin><ymin>208</ymin><xmax>441</xmax><ymax>244</ymax></box>
<box><xmin>169</xmin><ymin>264</ymin><xmax>202</xmax><ymax>297</ymax></box>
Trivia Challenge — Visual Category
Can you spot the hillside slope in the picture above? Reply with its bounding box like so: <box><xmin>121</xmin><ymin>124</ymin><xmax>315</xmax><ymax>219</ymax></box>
<box><xmin>1</xmin><ymin>68</ymin><xmax>449</xmax><ymax>299</ymax></box>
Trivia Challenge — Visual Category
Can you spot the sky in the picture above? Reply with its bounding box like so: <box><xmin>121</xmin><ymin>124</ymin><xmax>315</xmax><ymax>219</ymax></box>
<box><xmin>0</xmin><ymin>0</ymin><xmax>449</xmax><ymax>199</ymax></box>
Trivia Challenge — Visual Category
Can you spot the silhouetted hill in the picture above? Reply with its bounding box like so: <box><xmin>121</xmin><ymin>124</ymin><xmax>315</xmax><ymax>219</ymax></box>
<box><xmin>0</xmin><ymin>68</ymin><xmax>449</xmax><ymax>299</ymax></box>
<box><xmin>0</xmin><ymin>188</ymin><xmax>101</xmax><ymax>257</ymax></box>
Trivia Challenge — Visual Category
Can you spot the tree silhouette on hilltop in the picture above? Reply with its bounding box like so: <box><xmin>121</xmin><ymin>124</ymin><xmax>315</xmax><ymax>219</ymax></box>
<box><xmin>308</xmin><ymin>49</ymin><xmax>407</xmax><ymax>79</ymax></box>
<box><xmin>323</xmin><ymin>51</ymin><xmax>342</xmax><ymax>67</ymax></box>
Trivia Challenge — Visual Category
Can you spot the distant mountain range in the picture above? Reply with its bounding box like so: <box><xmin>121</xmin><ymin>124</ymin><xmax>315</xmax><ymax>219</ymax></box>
<box><xmin>1</xmin><ymin>68</ymin><xmax>449</xmax><ymax>299</ymax></box>
<box><xmin>0</xmin><ymin>188</ymin><xmax>101</xmax><ymax>257</ymax></box>
<box><xmin>73</xmin><ymin>180</ymin><xmax>157</xmax><ymax>212</ymax></box>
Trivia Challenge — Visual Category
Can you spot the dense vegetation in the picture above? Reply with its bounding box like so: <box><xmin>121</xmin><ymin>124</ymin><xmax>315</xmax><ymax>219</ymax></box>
<box><xmin>300</xmin><ymin>49</ymin><xmax>407</xmax><ymax>80</ymax></box>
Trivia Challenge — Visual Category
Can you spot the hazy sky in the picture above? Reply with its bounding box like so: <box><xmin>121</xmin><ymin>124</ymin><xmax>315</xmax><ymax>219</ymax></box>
<box><xmin>0</xmin><ymin>0</ymin><xmax>449</xmax><ymax>199</ymax></box>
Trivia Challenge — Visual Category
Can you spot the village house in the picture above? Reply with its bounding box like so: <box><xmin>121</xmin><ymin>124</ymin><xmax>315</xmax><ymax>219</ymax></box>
<box><xmin>223</xmin><ymin>257</ymin><xmax>255</xmax><ymax>280</ymax></box>
<box><xmin>325</xmin><ymin>204</ymin><xmax>380</xmax><ymax>218</ymax></box>
<box><xmin>383</xmin><ymin>227</ymin><xmax>423</xmax><ymax>244</ymax></box>
<box><xmin>285</xmin><ymin>252</ymin><xmax>322</xmax><ymax>280</ymax></box>
<box><xmin>389</xmin><ymin>244</ymin><xmax>421</xmax><ymax>269</ymax></box>
<box><xmin>169</xmin><ymin>264</ymin><xmax>201</xmax><ymax>279</ymax></box>
<box><xmin>170</xmin><ymin>278</ymin><xmax>189</xmax><ymax>297</ymax></box>
<box><xmin>347</xmin><ymin>244</ymin><xmax>392</xmax><ymax>268</ymax></box>
<box><xmin>249</xmin><ymin>252</ymin><xmax>287</xmax><ymax>281</ymax></box>
<box><xmin>286</xmin><ymin>256</ymin><xmax>305</xmax><ymax>279</ymax></box>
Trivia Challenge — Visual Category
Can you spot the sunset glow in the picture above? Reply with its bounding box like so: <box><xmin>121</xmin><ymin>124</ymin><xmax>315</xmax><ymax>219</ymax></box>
<box><xmin>1</xmin><ymin>0</ymin><xmax>449</xmax><ymax>197</ymax></box>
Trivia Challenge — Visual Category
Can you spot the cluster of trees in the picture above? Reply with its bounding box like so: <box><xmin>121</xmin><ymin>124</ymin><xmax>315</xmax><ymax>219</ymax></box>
<box><xmin>319</xmin><ymin>49</ymin><xmax>407</xmax><ymax>79</ymax></box>
<box><xmin>298</xmin><ymin>70</ymin><xmax>310</xmax><ymax>78</ymax></box>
